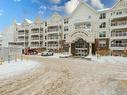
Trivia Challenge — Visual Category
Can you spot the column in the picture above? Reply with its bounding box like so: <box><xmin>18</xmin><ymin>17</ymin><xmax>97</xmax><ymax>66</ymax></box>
<box><xmin>88</xmin><ymin>42</ymin><xmax>92</xmax><ymax>56</ymax></box>
<box><xmin>69</xmin><ymin>43</ymin><xmax>72</xmax><ymax>55</ymax></box>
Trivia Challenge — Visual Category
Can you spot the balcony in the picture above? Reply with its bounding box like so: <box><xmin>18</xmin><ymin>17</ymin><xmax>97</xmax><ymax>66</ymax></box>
<box><xmin>111</xmin><ymin>9</ymin><xmax>127</xmax><ymax>19</ymax></box>
<box><xmin>111</xmin><ymin>43</ymin><xmax>127</xmax><ymax>50</ymax></box>
<box><xmin>47</xmin><ymin>36</ymin><xmax>59</xmax><ymax>41</ymax></box>
<box><xmin>47</xmin><ymin>44</ymin><xmax>58</xmax><ymax>49</ymax></box>
<box><xmin>31</xmin><ymin>45</ymin><xmax>40</xmax><ymax>48</ymax></box>
<box><xmin>47</xmin><ymin>26</ymin><xmax>59</xmax><ymax>34</ymax></box>
<box><xmin>31</xmin><ymin>38</ymin><xmax>40</xmax><ymax>42</ymax></box>
<box><xmin>111</xmin><ymin>43</ymin><xmax>127</xmax><ymax>47</ymax></box>
<box><xmin>111</xmin><ymin>21</ymin><xmax>127</xmax><ymax>29</ymax></box>
<box><xmin>111</xmin><ymin>31</ymin><xmax>127</xmax><ymax>39</ymax></box>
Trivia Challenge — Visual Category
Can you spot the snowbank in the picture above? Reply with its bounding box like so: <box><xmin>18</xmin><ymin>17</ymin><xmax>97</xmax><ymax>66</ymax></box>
<box><xmin>0</xmin><ymin>60</ymin><xmax>40</xmax><ymax>80</ymax></box>
<box><xmin>89</xmin><ymin>56</ymin><xmax>127</xmax><ymax>64</ymax></box>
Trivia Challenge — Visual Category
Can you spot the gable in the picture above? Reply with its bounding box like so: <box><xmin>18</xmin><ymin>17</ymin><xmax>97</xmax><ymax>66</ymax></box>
<box><xmin>71</xmin><ymin>2</ymin><xmax>97</xmax><ymax>21</ymax></box>
<box><xmin>34</xmin><ymin>16</ymin><xmax>42</xmax><ymax>24</ymax></box>
<box><xmin>112</xmin><ymin>0</ymin><xmax>127</xmax><ymax>10</ymax></box>
<box><xmin>48</xmin><ymin>13</ymin><xmax>63</xmax><ymax>24</ymax></box>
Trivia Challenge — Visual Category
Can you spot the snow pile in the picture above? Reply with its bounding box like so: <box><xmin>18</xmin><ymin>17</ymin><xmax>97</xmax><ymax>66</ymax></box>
<box><xmin>89</xmin><ymin>56</ymin><xmax>127</xmax><ymax>64</ymax></box>
<box><xmin>0</xmin><ymin>60</ymin><xmax>40</xmax><ymax>80</ymax></box>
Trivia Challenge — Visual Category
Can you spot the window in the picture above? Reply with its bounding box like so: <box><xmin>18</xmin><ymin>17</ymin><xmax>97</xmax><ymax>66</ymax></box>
<box><xmin>64</xmin><ymin>26</ymin><xmax>69</xmax><ymax>31</ymax></box>
<box><xmin>45</xmin><ymin>29</ymin><xmax>47</xmax><ymax>33</ymax></box>
<box><xmin>45</xmin><ymin>22</ymin><xmax>47</xmax><ymax>26</ymax></box>
<box><xmin>45</xmin><ymin>36</ymin><xmax>47</xmax><ymax>40</ymax></box>
<box><xmin>64</xmin><ymin>34</ymin><xmax>66</xmax><ymax>39</ymax></box>
<box><xmin>99</xmin><ymin>31</ymin><xmax>106</xmax><ymax>37</ymax></box>
<box><xmin>99</xmin><ymin>39</ymin><xmax>106</xmax><ymax>48</ymax></box>
<box><xmin>64</xmin><ymin>19</ymin><xmax>69</xmax><ymax>24</ymax></box>
<box><xmin>99</xmin><ymin>43</ymin><xmax>106</xmax><ymax>48</ymax></box>
<box><xmin>99</xmin><ymin>13</ymin><xmax>106</xmax><ymax>19</ymax></box>
<box><xmin>99</xmin><ymin>22</ymin><xmax>106</xmax><ymax>28</ymax></box>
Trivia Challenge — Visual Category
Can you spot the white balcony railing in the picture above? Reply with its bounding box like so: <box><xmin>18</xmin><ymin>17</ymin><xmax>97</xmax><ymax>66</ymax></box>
<box><xmin>111</xmin><ymin>21</ymin><xmax>127</xmax><ymax>29</ymax></box>
<box><xmin>47</xmin><ymin>44</ymin><xmax>58</xmax><ymax>47</ymax></box>
<box><xmin>31</xmin><ymin>38</ymin><xmax>39</xmax><ymax>40</ymax></box>
<box><xmin>111</xmin><ymin>43</ymin><xmax>127</xmax><ymax>47</ymax></box>
<box><xmin>48</xmin><ymin>37</ymin><xmax>58</xmax><ymax>40</ymax></box>
<box><xmin>111</xmin><ymin>9</ymin><xmax>127</xmax><ymax>19</ymax></box>
<box><xmin>111</xmin><ymin>21</ymin><xmax>127</xmax><ymax>26</ymax></box>
<box><xmin>111</xmin><ymin>31</ymin><xmax>127</xmax><ymax>37</ymax></box>
<box><xmin>31</xmin><ymin>45</ymin><xmax>40</xmax><ymax>48</ymax></box>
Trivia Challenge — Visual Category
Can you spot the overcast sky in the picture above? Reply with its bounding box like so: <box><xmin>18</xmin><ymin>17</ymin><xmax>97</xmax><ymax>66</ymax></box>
<box><xmin>0</xmin><ymin>0</ymin><xmax>117</xmax><ymax>32</ymax></box>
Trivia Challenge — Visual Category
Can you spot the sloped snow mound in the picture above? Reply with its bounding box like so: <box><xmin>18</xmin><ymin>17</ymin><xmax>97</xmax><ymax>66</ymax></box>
<box><xmin>89</xmin><ymin>56</ymin><xmax>127</xmax><ymax>64</ymax></box>
<box><xmin>0</xmin><ymin>60</ymin><xmax>40</xmax><ymax>80</ymax></box>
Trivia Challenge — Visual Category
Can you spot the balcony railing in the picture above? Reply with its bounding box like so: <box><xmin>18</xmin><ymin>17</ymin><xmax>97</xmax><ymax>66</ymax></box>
<box><xmin>31</xmin><ymin>38</ymin><xmax>40</xmax><ymax>40</ymax></box>
<box><xmin>48</xmin><ymin>37</ymin><xmax>58</xmax><ymax>40</ymax></box>
<box><xmin>111</xmin><ymin>8</ymin><xmax>127</xmax><ymax>18</ymax></box>
<box><xmin>31</xmin><ymin>45</ymin><xmax>40</xmax><ymax>47</ymax></box>
<box><xmin>111</xmin><ymin>31</ymin><xmax>127</xmax><ymax>37</ymax></box>
<box><xmin>17</xmin><ymin>39</ymin><xmax>24</xmax><ymax>42</ymax></box>
<box><xmin>48</xmin><ymin>44</ymin><xmax>58</xmax><ymax>47</ymax></box>
<box><xmin>111</xmin><ymin>21</ymin><xmax>127</xmax><ymax>27</ymax></box>
<box><xmin>18</xmin><ymin>33</ymin><xmax>24</xmax><ymax>35</ymax></box>
<box><xmin>111</xmin><ymin>43</ymin><xmax>127</xmax><ymax>47</ymax></box>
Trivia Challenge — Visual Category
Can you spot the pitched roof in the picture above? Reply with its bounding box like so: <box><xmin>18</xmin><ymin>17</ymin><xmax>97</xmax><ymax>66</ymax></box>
<box><xmin>71</xmin><ymin>1</ymin><xmax>97</xmax><ymax>17</ymax></box>
<box><xmin>111</xmin><ymin>0</ymin><xmax>127</xmax><ymax>10</ymax></box>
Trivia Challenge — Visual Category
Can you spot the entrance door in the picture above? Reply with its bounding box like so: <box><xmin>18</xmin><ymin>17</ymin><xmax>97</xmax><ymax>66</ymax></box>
<box><xmin>75</xmin><ymin>38</ymin><xmax>89</xmax><ymax>57</ymax></box>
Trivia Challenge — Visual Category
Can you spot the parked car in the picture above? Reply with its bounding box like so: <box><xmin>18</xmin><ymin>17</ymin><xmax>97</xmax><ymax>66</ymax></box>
<box><xmin>41</xmin><ymin>50</ymin><xmax>54</xmax><ymax>56</ymax></box>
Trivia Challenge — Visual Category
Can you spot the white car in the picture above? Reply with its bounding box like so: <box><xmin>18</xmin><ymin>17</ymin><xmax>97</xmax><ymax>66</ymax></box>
<box><xmin>41</xmin><ymin>50</ymin><xmax>54</xmax><ymax>56</ymax></box>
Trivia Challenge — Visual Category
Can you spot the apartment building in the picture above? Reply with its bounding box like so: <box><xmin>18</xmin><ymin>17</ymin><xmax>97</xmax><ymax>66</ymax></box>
<box><xmin>7</xmin><ymin>0</ymin><xmax>127</xmax><ymax>56</ymax></box>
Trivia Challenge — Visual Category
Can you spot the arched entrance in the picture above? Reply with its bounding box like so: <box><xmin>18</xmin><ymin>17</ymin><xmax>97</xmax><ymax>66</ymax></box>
<box><xmin>66</xmin><ymin>31</ymin><xmax>95</xmax><ymax>56</ymax></box>
<box><xmin>73</xmin><ymin>38</ymin><xmax>89</xmax><ymax>56</ymax></box>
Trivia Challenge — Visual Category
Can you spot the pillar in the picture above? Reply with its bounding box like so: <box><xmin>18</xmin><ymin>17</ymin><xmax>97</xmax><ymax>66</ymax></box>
<box><xmin>88</xmin><ymin>42</ymin><xmax>92</xmax><ymax>56</ymax></box>
<box><xmin>69</xmin><ymin>43</ymin><xmax>72</xmax><ymax>55</ymax></box>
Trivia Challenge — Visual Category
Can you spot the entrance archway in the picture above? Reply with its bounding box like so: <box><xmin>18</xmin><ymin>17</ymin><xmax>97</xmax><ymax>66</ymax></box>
<box><xmin>71</xmin><ymin>38</ymin><xmax>89</xmax><ymax>56</ymax></box>
<box><xmin>66</xmin><ymin>31</ymin><xmax>95</xmax><ymax>56</ymax></box>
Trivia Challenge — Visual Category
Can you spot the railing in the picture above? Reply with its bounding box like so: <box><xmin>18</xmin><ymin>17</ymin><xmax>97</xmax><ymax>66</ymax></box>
<box><xmin>75</xmin><ymin>26</ymin><xmax>91</xmax><ymax>30</ymax></box>
<box><xmin>111</xmin><ymin>8</ymin><xmax>127</xmax><ymax>18</ymax></box>
<box><xmin>48</xmin><ymin>45</ymin><xmax>58</xmax><ymax>47</ymax></box>
<box><xmin>31</xmin><ymin>32</ymin><xmax>40</xmax><ymax>35</ymax></box>
<box><xmin>31</xmin><ymin>38</ymin><xmax>39</xmax><ymax>40</ymax></box>
<box><xmin>17</xmin><ymin>39</ymin><xmax>24</xmax><ymax>42</ymax></box>
<box><xmin>18</xmin><ymin>33</ymin><xmax>24</xmax><ymax>36</ymax></box>
<box><xmin>111</xmin><ymin>43</ymin><xmax>127</xmax><ymax>47</ymax></box>
<box><xmin>48</xmin><ymin>37</ymin><xmax>58</xmax><ymax>40</ymax></box>
<box><xmin>111</xmin><ymin>21</ymin><xmax>127</xmax><ymax>27</ymax></box>
<box><xmin>47</xmin><ymin>28</ymin><xmax>59</xmax><ymax>32</ymax></box>
<box><xmin>111</xmin><ymin>31</ymin><xmax>127</xmax><ymax>37</ymax></box>
<box><xmin>31</xmin><ymin>45</ymin><xmax>40</xmax><ymax>47</ymax></box>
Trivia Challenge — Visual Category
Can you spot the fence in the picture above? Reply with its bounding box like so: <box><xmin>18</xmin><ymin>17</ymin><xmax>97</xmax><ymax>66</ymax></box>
<box><xmin>0</xmin><ymin>47</ymin><xmax>22</xmax><ymax>64</ymax></box>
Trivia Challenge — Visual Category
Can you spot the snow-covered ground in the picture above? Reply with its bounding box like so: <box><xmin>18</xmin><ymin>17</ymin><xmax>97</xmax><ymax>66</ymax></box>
<box><xmin>0</xmin><ymin>59</ymin><xmax>40</xmax><ymax>80</ymax></box>
<box><xmin>88</xmin><ymin>56</ymin><xmax>127</xmax><ymax>64</ymax></box>
<box><xmin>40</xmin><ymin>53</ymin><xmax>127</xmax><ymax>64</ymax></box>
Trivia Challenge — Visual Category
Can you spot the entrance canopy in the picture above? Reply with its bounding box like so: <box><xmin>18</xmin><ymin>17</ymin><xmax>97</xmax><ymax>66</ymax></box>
<box><xmin>66</xmin><ymin>31</ymin><xmax>95</xmax><ymax>43</ymax></box>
